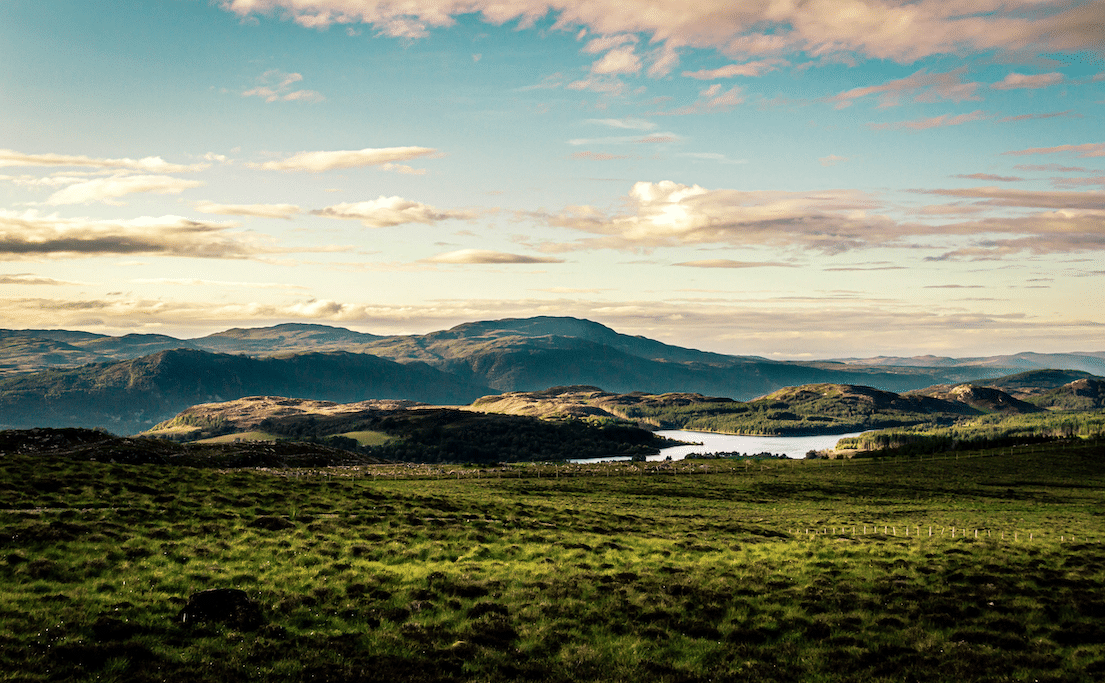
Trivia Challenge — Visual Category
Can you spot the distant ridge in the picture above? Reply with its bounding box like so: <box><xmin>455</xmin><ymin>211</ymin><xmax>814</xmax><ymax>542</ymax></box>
<box><xmin>1</xmin><ymin>316</ymin><xmax>1103</xmax><ymax>434</ymax></box>
<box><xmin>0</xmin><ymin>349</ymin><xmax>492</xmax><ymax>434</ymax></box>
<box><xmin>837</xmin><ymin>351</ymin><xmax>1105</xmax><ymax>376</ymax></box>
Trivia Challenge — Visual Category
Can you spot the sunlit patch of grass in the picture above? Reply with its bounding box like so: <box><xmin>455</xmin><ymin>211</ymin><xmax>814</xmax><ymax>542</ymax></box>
<box><xmin>337</xmin><ymin>430</ymin><xmax>393</xmax><ymax>446</ymax></box>
<box><xmin>192</xmin><ymin>431</ymin><xmax>285</xmax><ymax>444</ymax></box>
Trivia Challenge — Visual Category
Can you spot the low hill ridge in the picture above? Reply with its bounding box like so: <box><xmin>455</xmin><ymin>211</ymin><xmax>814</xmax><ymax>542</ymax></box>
<box><xmin>0</xmin><ymin>349</ymin><xmax>492</xmax><ymax>434</ymax></box>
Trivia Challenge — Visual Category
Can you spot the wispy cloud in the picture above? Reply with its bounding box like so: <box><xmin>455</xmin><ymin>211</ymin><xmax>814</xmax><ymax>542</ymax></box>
<box><xmin>827</xmin><ymin>68</ymin><xmax>981</xmax><ymax>109</ymax></box>
<box><xmin>570</xmin><ymin>151</ymin><xmax>631</xmax><ymax>161</ymax></box>
<box><xmin>920</xmin><ymin>186</ymin><xmax>1105</xmax><ymax>209</ymax></box>
<box><xmin>1003</xmin><ymin>143</ymin><xmax>1105</xmax><ymax>158</ymax></box>
<box><xmin>565</xmin><ymin>75</ymin><xmax>630</xmax><ymax>95</ymax></box>
<box><xmin>951</xmin><ymin>173</ymin><xmax>1023</xmax><ymax>182</ymax></box>
<box><xmin>195</xmin><ymin>201</ymin><xmax>302</xmax><ymax>219</ymax></box>
<box><xmin>44</xmin><ymin>175</ymin><xmax>204</xmax><ymax>205</ymax></box>
<box><xmin>678</xmin><ymin>152</ymin><xmax>746</xmax><ymax>164</ymax></box>
<box><xmin>998</xmin><ymin>110</ymin><xmax>1081</xmax><ymax>123</ymax></box>
<box><xmin>568</xmin><ymin>132</ymin><xmax>681</xmax><ymax>146</ymax></box>
<box><xmin>991</xmin><ymin>72</ymin><xmax>1064</xmax><ymax>90</ymax></box>
<box><xmin>0</xmin><ymin>273</ymin><xmax>78</xmax><ymax>286</ymax></box>
<box><xmin>655</xmin><ymin>84</ymin><xmax>743</xmax><ymax>115</ymax></box>
<box><xmin>424</xmin><ymin>249</ymin><xmax>563</xmax><ymax>264</ymax></box>
<box><xmin>132</xmin><ymin>277</ymin><xmax>309</xmax><ymax>290</ymax></box>
<box><xmin>0</xmin><ymin>149</ymin><xmax>207</xmax><ymax>173</ymax></box>
<box><xmin>252</xmin><ymin>146</ymin><xmax>438</xmax><ymax>172</ymax></box>
<box><xmin>870</xmin><ymin>110</ymin><xmax>987</xmax><ymax>131</ymax></box>
<box><xmin>242</xmin><ymin>69</ymin><xmax>325</xmax><ymax>103</ymax></box>
<box><xmin>682</xmin><ymin>59</ymin><xmax>786</xmax><ymax>79</ymax></box>
<box><xmin>585</xmin><ymin>118</ymin><xmax>655</xmax><ymax>130</ymax></box>
<box><xmin>819</xmin><ymin>155</ymin><xmax>849</xmax><ymax>167</ymax></box>
<box><xmin>673</xmin><ymin>259</ymin><xmax>795</xmax><ymax>268</ymax></box>
<box><xmin>1014</xmin><ymin>163</ymin><xmax>1095</xmax><ymax>173</ymax></box>
<box><xmin>313</xmin><ymin>197</ymin><xmax>475</xmax><ymax>227</ymax></box>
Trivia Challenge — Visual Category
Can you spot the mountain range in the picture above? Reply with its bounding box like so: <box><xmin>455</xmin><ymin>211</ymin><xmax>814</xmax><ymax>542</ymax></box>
<box><xmin>1</xmin><ymin>317</ymin><xmax>1102</xmax><ymax>434</ymax></box>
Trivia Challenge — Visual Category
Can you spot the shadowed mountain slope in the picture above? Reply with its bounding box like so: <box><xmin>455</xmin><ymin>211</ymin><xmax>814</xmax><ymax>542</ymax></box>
<box><xmin>963</xmin><ymin>369</ymin><xmax>1100</xmax><ymax>398</ymax></box>
<box><xmin>1032</xmin><ymin>378</ymin><xmax>1105</xmax><ymax>411</ymax></box>
<box><xmin>0</xmin><ymin>349</ymin><xmax>492</xmax><ymax>434</ymax></box>
<box><xmin>194</xmin><ymin>322</ymin><xmax>384</xmax><ymax>354</ymax></box>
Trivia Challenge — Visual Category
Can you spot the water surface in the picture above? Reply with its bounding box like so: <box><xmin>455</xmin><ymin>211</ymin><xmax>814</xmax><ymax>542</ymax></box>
<box><xmin>570</xmin><ymin>429</ymin><xmax>865</xmax><ymax>463</ymax></box>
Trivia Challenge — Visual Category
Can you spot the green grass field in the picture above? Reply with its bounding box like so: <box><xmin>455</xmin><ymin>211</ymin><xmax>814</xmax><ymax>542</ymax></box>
<box><xmin>1</xmin><ymin>441</ymin><xmax>1103</xmax><ymax>682</ymax></box>
<box><xmin>192</xmin><ymin>431</ymin><xmax>285</xmax><ymax>444</ymax></box>
<box><xmin>337</xmin><ymin>430</ymin><xmax>394</xmax><ymax>447</ymax></box>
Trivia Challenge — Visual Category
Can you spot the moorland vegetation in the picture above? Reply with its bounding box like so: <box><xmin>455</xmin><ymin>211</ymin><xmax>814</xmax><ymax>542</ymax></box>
<box><xmin>1</xmin><ymin>432</ymin><xmax>1103</xmax><ymax>682</ymax></box>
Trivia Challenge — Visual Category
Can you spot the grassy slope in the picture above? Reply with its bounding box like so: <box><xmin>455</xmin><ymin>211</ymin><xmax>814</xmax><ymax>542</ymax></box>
<box><xmin>1</xmin><ymin>441</ymin><xmax>1104</xmax><ymax>682</ymax></box>
<box><xmin>838</xmin><ymin>409</ymin><xmax>1105</xmax><ymax>454</ymax></box>
<box><xmin>192</xmin><ymin>431</ymin><xmax>285</xmax><ymax>444</ymax></box>
<box><xmin>472</xmin><ymin>384</ymin><xmax>992</xmax><ymax>436</ymax></box>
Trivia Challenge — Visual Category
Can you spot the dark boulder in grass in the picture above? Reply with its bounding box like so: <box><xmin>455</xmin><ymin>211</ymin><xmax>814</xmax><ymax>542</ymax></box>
<box><xmin>249</xmin><ymin>515</ymin><xmax>295</xmax><ymax>531</ymax></box>
<box><xmin>179</xmin><ymin>588</ymin><xmax>264</xmax><ymax>630</ymax></box>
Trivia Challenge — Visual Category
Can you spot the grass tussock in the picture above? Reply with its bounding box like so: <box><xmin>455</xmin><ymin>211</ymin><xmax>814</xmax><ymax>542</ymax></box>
<box><xmin>1</xmin><ymin>440</ymin><xmax>1104</xmax><ymax>681</ymax></box>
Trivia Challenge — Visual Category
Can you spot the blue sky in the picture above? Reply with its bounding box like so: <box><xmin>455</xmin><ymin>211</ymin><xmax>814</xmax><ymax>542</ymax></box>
<box><xmin>1</xmin><ymin>0</ymin><xmax>1103</xmax><ymax>358</ymax></box>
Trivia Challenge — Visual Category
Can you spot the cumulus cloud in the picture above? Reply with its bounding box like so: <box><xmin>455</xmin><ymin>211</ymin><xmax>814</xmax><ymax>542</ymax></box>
<box><xmin>0</xmin><ymin>210</ymin><xmax>258</xmax><ymax>259</ymax></box>
<box><xmin>541</xmin><ymin>180</ymin><xmax>1105</xmax><ymax>258</ymax></box>
<box><xmin>0</xmin><ymin>149</ymin><xmax>207</xmax><ymax>173</ymax></box>
<box><xmin>827</xmin><ymin>68</ymin><xmax>981</xmax><ymax>109</ymax></box>
<box><xmin>424</xmin><ymin>249</ymin><xmax>564</xmax><ymax>264</ymax></box>
<box><xmin>195</xmin><ymin>201</ymin><xmax>302</xmax><ymax>219</ymax></box>
<box><xmin>44</xmin><ymin>174</ymin><xmax>204</xmax><ymax>205</ymax></box>
<box><xmin>242</xmin><ymin>69</ymin><xmax>325</xmax><ymax>103</ymax></box>
<box><xmin>991</xmin><ymin>72</ymin><xmax>1064</xmax><ymax>90</ymax></box>
<box><xmin>541</xmin><ymin>180</ymin><xmax>906</xmax><ymax>253</ymax></box>
<box><xmin>253</xmin><ymin>146</ymin><xmax>437</xmax><ymax>172</ymax></box>
<box><xmin>313</xmin><ymin>196</ymin><xmax>475</xmax><ymax>227</ymax></box>
<box><xmin>869</xmin><ymin>110</ymin><xmax>988</xmax><ymax>131</ymax></box>
<box><xmin>590</xmin><ymin>45</ymin><xmax>641</xmax><ymax>74</ymax></box>
<box><xmin>216</xmin><ymin>1</ymin><xmax>1105</xmax><ymax>65</ymax></box>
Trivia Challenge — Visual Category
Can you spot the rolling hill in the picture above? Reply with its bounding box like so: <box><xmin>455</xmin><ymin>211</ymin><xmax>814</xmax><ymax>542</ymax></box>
<box><xmin>1</xmin><ymin>316</ymin><xmax>1103</xmax><ymax>435</ymax></box>
<box><xmin>0</xmin><ymin>350</ymin><xmax>492</xmax><ymax>434</ymax></box>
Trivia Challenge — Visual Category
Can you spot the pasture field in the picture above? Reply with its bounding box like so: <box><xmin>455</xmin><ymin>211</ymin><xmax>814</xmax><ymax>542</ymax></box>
<box><xmin>1</xmin><ymin>441</ymin><xmax>1104</xmax><ymax>682</ymax></box>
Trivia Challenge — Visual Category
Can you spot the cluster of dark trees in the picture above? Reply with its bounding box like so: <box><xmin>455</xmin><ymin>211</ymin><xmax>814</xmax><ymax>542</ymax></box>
<box><xmin>258</xmin><ymin>409</ymin><xmax>665</xmax><ymax>464</ymax></box>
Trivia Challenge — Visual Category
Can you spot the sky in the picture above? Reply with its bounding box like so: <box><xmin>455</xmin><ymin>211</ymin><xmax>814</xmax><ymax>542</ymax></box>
<box><xmin>1</xmin><ymin>0</ymin><xmax>1103</xmax><ymax>359</ymax></box>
